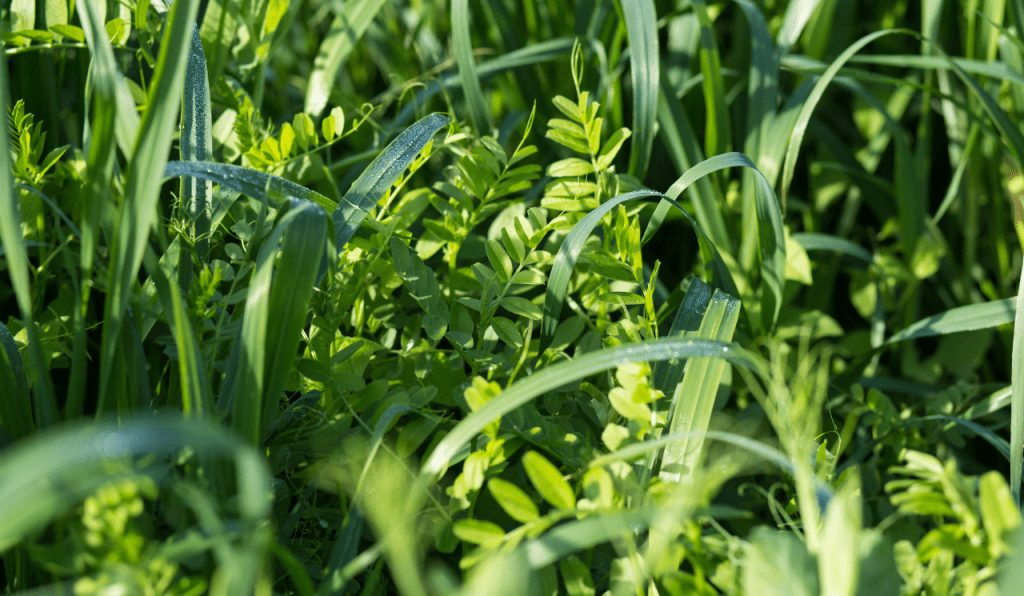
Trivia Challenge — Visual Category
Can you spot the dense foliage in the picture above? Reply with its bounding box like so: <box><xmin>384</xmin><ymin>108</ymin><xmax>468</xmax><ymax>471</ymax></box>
<box><xmin>2</xmin><ymin>0</ymin><xmax>1024</xmax><ymax>595</ymax></box>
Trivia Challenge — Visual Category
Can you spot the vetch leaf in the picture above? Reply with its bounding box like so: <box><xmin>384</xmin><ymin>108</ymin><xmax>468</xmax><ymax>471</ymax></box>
<box><xmin>522</xmin><ymin>451</ymin><xmax>575</xmax><ymax>510</ymax></box>
<box><xmin>488</xmin><ymin>477</ymin><xmax>540</xmax><ymax>523</ymax></box>
<box><xmin>490</xmin><ymin>316</ymin><xmax>523</xmax><ymax>349</ymax></box>
<box><xmin>453</xmin><ymin>519</ymin><xmax>505</xmax><ymax>548</ymax></box>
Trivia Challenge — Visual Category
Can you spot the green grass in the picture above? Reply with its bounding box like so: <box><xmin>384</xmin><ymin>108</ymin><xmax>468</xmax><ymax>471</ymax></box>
<box><xmin>3</xmin><ymin>0</ymin><xmax>1024</xmax><ymax>594</ymax></box>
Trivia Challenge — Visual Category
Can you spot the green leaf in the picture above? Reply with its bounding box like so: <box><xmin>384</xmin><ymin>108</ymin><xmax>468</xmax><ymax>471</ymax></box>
<box><xmin>744</xmin><ymin>528</ymin><xmax>819</xmax><ymax>596</ymax></box>
<box><xmin>546</xmin><ymin>129</ymin><xmax>590</xmax><ymax>154</ymax></box>
<box><xmin>501</xmin><ymin>227</ymin><xmax>526</xmax><ymax>263</ymax></box>
<box><xmin>487</xmin><ymin>477</ymin><xmax>540</xmax><ymax>523</ymax></box>
<box><xmin>547</xmin><ymin>157</ymin><xmax>595</xmax><ymax>177</ymax></box>
<box><xmin>486</xmin><ymin>238</ymin><xmax>513</xmax><ymax>282</ymax></box>
<box><xmin>522</xmin><ymin>451</ymin><xmax>575</xmax><ymax>510</ymax></box>
<box><xmin>887</xmin><ymin>298</ymin><xmax>1016</xmax><ymax>344</ymax></box>
<box><xmin>48</xmin><ymin>24</ymin><xmax>84</xmax><ymax>43</ymax></box>
<box><xmin>500</xmin><ymin>296</ymin><xmax>542</xmax><ymax>320</ymax></box>
<box><xmin>597</xmin><ymin>128</ymin><xmax>631</xmax><ymax>170</ymax></box>
<box><xmin>453</xmin><ymin>519</ymin><xmax>505</xmax><ymax>547</ymax></box>
<box><xmin>489</xmin><ymin>316</ymin><xmax>523</xmax><ymax>349</ymax></box>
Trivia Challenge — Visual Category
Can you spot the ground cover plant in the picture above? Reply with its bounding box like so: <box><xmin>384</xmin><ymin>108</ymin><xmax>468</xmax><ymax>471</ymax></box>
<box><xmin>4</xmin><ymin>0</ymin><xmax>1024</xmax><ymax>594</ymax></box>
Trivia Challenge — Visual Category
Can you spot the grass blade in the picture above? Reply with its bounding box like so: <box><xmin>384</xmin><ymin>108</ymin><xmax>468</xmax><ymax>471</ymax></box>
<box><xmin>452</xmin><ymin>0</ymin><xmax>491</xmax><ymax>134</ymax></box>
<box><xmin>690</xmin><ymin>0</ymin><xmax>730</xmax><ymax>159</ymax></box>
<box><xmin>305</xmin><ymin>0</ymin><xmax>389</xmax><ymax>116</ymax></box>
<box><xmin>886</xmin><ymin>298</ymin><xmax>1016</xmax><ymax>344</ymax></box>
<box><xmin>659</xmin><ymin>288</ymin><xmax>741</xmax><ymax>483</ymax></box>
<box><xmin>780</xmin><ymin>29</ymin><xmax>912</xmax><ymax>207</ymax></box>
<box><xmin>652</xmin><ymin>276</ymin><xmax>713</xmax><ymax>396</ymax></box>
<box><xmin>164</xmin><ymin>161</ymin><xmax>337</xmax><ymax>213</ymax></box>
<box><xmin>791</xmin><ymin>232</ymin><xmax>873</xmax><ymax>267</ymax></box>
<box><xmin>332</xmin><ymin>113</ymin><xmax>450</xmax><ymax>251</ymax></box>
<box><xmin>419</xmin><ymin>337</ymin><xmax>769</xmax><ymax>484</ymax></box>
<box><xmin>621</xmin><ymin>0</ymin><xmax>659</xmax><ymax>179</ymax></box>
<box><xmin>97</xmin><ymin>0</ymin><xmax>201</xmax><ymax>413</ymax></box>
<box><xmin>230</xmin><ymin>204</ymin><xmax>327</xmax><ymax>447</ymax></box>
<box><xmin>180</xmin><ymin>24</ymin><xmax>214</xmax><ymax>284</ymax></box>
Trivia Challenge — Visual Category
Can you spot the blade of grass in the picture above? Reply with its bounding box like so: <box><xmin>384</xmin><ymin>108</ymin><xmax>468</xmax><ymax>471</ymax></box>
<box><xmin>886</xmin><ymin>298</ymin><xmax>1016</xmax><ymax>344</ymax></box>
<box><xmin>419</xmin><ymin>337</ymin><xmax>769</xmax><ymax>485</ymax></box>
<box><xmin>690</xmin><ymin>0</ymin><xmax>731</xmax><ymax>159</ymax></box>
<box><xmin>142</xmin><ymin>244</ymin><xmax>213</xmax><ymax>418</ymax></box>
<box><xmin>659</xmin><ymin>289</ymin><xmax>741</xmax><ymax>484</ymax></box>
<box><xmin>452</xmin><ymin>0</ymin><xmax>491</xmax><ymax>134</ymax></box>
<box><xmin>96</xmin><ymin>0</ymin><xmax>201</xmax><ymax>414</ymax></box>
<box><xmin>229</xmin><ymin>203</ymin><xmax>327</xmax><ymax>447</ymax></box>
<box><xmin>164</xmin><ymin>161</ymin><xmax>338</xmax><ymax>213</ymax></box>
<box><xmin>654</xmin><ymin>72</ymin><xmax>732</xmax><ymax>252</ymax></box>
<box><xmin>780</xmin><ymin>29</ymin><xmax>914</xmax><ymax>208</ymax></box>
<box><xmin>305</xmin><ymin>0</ymin><xmax>389</xmax><ymax>116</ymax></box>
<box><xmin>791</xmin><ymin>232</ymin><xmax>873</xmax><ymax>267</ymax></box>
<box><xmin>621</xmin><ymin>0</ymin><xmax>658</xmax><ymax>179</ymax></box>
<box><xmin>66</xmin><ymin>0</ymin><xmax>130</xmax><ymax>419</ymax></box>
<box><xmin>332</xmin><ymin>112</ymin><xmax>450</xmax><ymax>252</ymax></box>
<box><xmin>180</xmin><ymin>24</ymin><xmax>214</xmax><ymax>292</ymax></box>
<box><xmin>651</xmin><ymin>276</ymin><xmax>713</xmax><ymax>396</ymax></box>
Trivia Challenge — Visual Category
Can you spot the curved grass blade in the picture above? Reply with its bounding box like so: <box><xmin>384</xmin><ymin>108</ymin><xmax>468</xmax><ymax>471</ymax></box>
<box><xmin>418</xmin><ymin>337</ymin><xmax>769</xmax><ymax>485</ymax></box>
<box><xmin>305</xmin><ymin>0</ymin><xmax>389</xmax><ymax>116</ymax></box>
<box><xmin>548</xmin><ymin>152</ymin><xmax>782</xmax><ymax>351</ymax></box>
<box><xmin>0</xmin><ymin>414</ymin><xmax>272</xmax><ymax>594</ymax></box>
<box><xmin>180</xmin><ymin>24</ymin><xmax>214</xmax><ymax>282</ymax></box>
<box><xmin>142</xmin><ymin>245</ymin><xmax>213</xmax><ymax>418</ymax></box>
<box><xmin>164</xmin><ymin>161</ymin><xmax>337</xmax><ymax>213</ymax></box>
<box><xmin>886</xmin><ymin>298</ymin><xmax>1016</xmax><ymax>345</ymax></box>
<box><xmin>791</xmin><ymin>232</ymin><xmax>873</xmax><ymax>267</ymax></box>
<box><xmin>452</xmin><ymin>0</ymin><xmax>491</xmax><ymax>134</ymax></box>
<box><xmin>229</xmin><ymin>204</ymin><xmax>328</xmax><ymax>447</ymax></box>
<box><xmin>97</xmin><ymin>0</ymin><xmax>201</xmax><ymax>414</ymax></box>
<box><xmin>0</xmin><ymin>46</ymin><xmax>58</xmax><ymax>428</ymax></box>
<box><xmin>621</xmin><ymin>0</ymin><xmax>658</xmax><ymax>179</ymax></box>
<box><xmin>655</xmin><ymin>72</ymin><xmax>731</xmax><ymax>252</ymax></box>
<box><xmin>391</xmin><ymin>38</ymin><xmax>574</xmax><ymax>132</ymax></box>
<box><xmin>332</xmin><ymin>113</ymin><xmax>450</xmax><ymax>251</ymax></box>
<box><xmin>780</xmin><ymin>29</ymin><xmax>913</xmax><ymax>207</ymax></box>
<box><xmin>913</xmin><ymin>415</ymin><xmax>1014</xmax><ymax>467</ymax></box>
<box><xmin>0</xmin><ymin>321</ymin><xmax>32</xmax><ymax>440</ymax></box>
<box><xmin>588</xmin><ymin>428</ymin><xmax>834</xmax><ymax>513</ymax></box>
<box><xmin>690</xmin><ymin>0</ymin><xmax>730</xmax><ymax>159</ymax></box>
